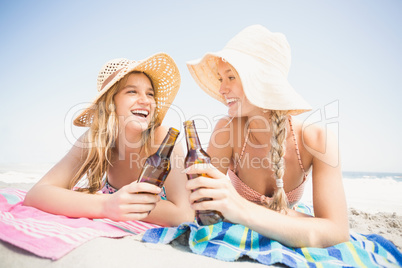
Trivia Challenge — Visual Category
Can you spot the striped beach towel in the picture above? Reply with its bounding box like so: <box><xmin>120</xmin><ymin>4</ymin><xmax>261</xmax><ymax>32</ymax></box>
<box><xmin>143</xmin><ymin>204</ymin><xmax>402</xmax><ymax>267</ymax></box>
<box><xmin>0</xmin><ymin>188</ymin><xmax>160</xmax><ymax>260</ymax></box>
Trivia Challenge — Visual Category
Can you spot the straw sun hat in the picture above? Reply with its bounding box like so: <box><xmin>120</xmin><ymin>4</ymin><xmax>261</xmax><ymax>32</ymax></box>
<box><xmin>187</xmin><ymin>25</ymin><xmax>311</xmax><ymax>115</ymax></box>
<box><xmin>73</xmin><ymin>52</ymin><xmax>181</xmax><ymax>127</ymax></box>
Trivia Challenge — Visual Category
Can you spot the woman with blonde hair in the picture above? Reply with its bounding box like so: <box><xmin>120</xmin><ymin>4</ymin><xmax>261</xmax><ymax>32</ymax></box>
<box><xmin>185</xmin><ymin>25</ymin><xmax>349</xmax><ymax>247</ymax></box>
<box><xmin>24</xmin><ymin>53</ymin><xmax>193</xmax><ymax>226</ymax></box>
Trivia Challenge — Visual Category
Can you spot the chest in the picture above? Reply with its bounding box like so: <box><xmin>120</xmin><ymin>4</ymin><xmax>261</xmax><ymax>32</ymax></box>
<box><xmin>107</xmin><ymin>152</ymin><xmax>147</xmax><ymax>189</ymax></box>
<box><xmin>232</xmin><ymin>136</ymin><xmax>307</xmax><ymax>197</ymax></box>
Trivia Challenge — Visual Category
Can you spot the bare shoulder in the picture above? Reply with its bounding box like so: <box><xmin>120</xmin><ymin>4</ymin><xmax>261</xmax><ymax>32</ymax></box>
<box><xmin>54</xmin><ymin>132</ymin><xmax>90</xmax><ymax>172</ymax></box>
<box><xmin>297</xmin><ymin>119</ymin><xmax>339</xmax><ymax>166</ymax></box>
<box><xmin>209</xmin><ymin>116</ymin><xmax>233</xmax><ymax>148</ymax></box>
<box><xmin>211</xmin><ymin>116</ymin><xmax>247</xmax><ymax>146</ymax></box>
<box><xmin>68</xmin><ymin>132</ymin><xmax>90</xmax><ymax>161</ymax></box>
<box><xmin>300</xmin><ymin>122</ymin><xmax>326</xmax><ymax>151</ymax></box>
<box><xmin>34</xmin><ymin>132</ymin><xmax>89</xmax><ymax>187</ymax></box>
<box><xmin>214</xmin><ymin>116</ymin><xmax>234</xmax><ymax>130</ymax></box>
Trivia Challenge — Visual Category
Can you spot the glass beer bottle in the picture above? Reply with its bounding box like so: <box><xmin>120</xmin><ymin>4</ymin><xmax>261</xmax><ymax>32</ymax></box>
<box><xmin>137</xmin><ymin>127</ymin><xmax>180</xmax><ymax>188</ymax></box>
<box><xmin>183</xmin><ymin>120</ymin><xmax>224</xmax><ymax>225</ymax></box>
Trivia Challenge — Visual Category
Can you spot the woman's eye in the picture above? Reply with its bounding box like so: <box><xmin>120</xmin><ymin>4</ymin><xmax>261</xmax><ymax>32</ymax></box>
<box><xmin>218</xmin><ymin>78</ymin><xmax>223</xmax><ymax>83</ymax></box>
<box><xmin>229</xmin><ymin>76</ymin><xmax>235</xmax><ymax>80</ymax></box>
<box><xmin>148</xmin><ymin>92</ymin><xmax>155</xmax><ymax>97</ymax></box>
<box><xmin>128</xmin><ymin>90</ymin><xmax>137</xmax><ymax>94</ymax></box>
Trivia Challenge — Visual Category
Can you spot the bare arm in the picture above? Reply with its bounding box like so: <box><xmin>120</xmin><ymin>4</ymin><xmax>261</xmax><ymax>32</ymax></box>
<box><xmin>23</xmin><ymin>134</ymin><xmax>160</xmax><ymax>221</ymax></box>
<box><xmin>187</xmin><ymin>123</ymin><xmax>349</xmax><ymax>248</ymax></box>
<box><xmin>242</xmin><ymin>125</ymin><xmax>348</xmax><ymax>247</ymax></box>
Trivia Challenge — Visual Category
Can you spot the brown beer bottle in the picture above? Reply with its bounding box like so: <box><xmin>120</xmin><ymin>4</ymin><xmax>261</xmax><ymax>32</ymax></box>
<box><xmin>183</xmin><ymin>120</ymin><xmax>224</xmax><ymax>225</ymax></box>
<box><xmin>137</xmin><ymin>127</ymin><xmax>180</xmax><ymax>188</ymax></box>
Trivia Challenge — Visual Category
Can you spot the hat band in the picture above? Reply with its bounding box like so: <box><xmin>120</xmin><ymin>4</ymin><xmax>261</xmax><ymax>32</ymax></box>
<box><xmin>100</xmin><ymin>68</ymin><xmax>124</xmax><ymax>92</ymax></box>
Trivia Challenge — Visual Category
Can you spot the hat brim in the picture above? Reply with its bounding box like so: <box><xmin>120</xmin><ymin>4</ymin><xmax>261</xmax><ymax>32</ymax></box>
<box><xmin>187</xmin><ymin>49</ymin><xmax>311</xmax><ymax>115</ymax></box>
<box><xmin>74</xmin><ymin>52</ymin><xmax>181</xmax><ymax>127</ymax></box>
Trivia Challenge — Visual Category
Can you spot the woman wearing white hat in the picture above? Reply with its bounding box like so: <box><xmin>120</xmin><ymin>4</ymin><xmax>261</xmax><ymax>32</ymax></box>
<box><xmin>24</xmin><ymin>53</ymin><xmax>193</xmax><ymax>226</ymax></box>
<box><xmin>185</xmin><ymin>25</ymin><xmax>349</xmax><ymax>247</ymax></box>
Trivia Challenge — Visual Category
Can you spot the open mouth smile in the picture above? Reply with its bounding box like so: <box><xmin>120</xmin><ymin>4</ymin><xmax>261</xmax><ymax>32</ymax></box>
<box><xmin>226</xmin><ymin>98</ymin><xmax>239</xmax><ymax>106</ymax></box>
<box><xmin>131</xmin><ymin>109</ymin><xmax>150</xmax><ymax>119</ymax></box>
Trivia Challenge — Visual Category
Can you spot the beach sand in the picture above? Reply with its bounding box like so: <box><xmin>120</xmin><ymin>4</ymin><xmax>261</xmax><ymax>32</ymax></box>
<box><xmin>0</xmin><ymin>181</ymin><xmax>401</xmax><ymax>268</ymax></box>
<box><xmin>348</xmin><ymin>208</ymin><xmax>402</xmax><ymax>251</ymax></box>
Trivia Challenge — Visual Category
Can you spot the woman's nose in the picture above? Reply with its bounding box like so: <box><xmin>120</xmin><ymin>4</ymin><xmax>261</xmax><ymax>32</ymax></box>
<box><xmin>138</xmin><ymin>93</ymin><xmax>150</xmax><ymax>104</ymax></box>
<box><xmin>219</xmin><ymin>81</ymin><xmax>229</xmax><ymax>95</ymax></box>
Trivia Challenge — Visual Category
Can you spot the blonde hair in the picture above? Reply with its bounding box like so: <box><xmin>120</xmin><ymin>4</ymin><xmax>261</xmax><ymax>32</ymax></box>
<box><xmin>267</xmin><ymin>110</ymin><xmax>289</xmax><ymax>211</ymax></box>
<box><xmin>69</xmin><ymin>71</ymin><xmax>157</xmax><ymax>193</ymax></box>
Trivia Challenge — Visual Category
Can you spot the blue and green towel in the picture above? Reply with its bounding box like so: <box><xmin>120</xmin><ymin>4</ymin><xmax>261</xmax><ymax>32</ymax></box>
<box><xmin>143</xmin><ymin>204</ymin><xmax>402</xmax><ymax>267</ymax></box>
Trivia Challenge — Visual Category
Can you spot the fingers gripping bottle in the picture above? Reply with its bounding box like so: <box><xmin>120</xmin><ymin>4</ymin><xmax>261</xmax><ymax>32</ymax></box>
<box><xmin>183</xmin><ymin>120</ymin><xmax>224</xmax><ymax>225</ymax></box>
<box><xmin>137</xmin><ymin>128</ymin><xmax>180</xmax><ymax>188</ymax></box>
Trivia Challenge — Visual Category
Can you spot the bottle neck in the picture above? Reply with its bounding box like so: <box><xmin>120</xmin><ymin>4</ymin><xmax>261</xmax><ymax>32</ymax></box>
<box><xmin>184</xmin><ymin>121</ymin><xmax>202</xmax><ymax>151</ymax></box>
<box><xmin>157</xmin><ymin>128</ymin><xmax>179</xmax><ymax>158</ymax></box>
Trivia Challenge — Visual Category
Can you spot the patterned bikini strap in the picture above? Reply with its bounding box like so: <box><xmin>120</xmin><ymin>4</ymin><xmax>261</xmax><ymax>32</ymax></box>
<box><xmin>288</xmin><ymin>116</ymin><xmax>308</xmax><ymax>179</ymax></box>
<box><xmin>233</xmin><ymin>127</ymin><xmax>251</xmax><ymax>172</ymax></box>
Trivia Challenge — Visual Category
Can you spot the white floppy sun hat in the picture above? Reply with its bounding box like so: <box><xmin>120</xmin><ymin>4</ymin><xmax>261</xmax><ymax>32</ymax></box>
<box><xmin>74</xmin><ymin>52</ymin><xmax>181</xmax><ymax>127</ymax></box>
<box><xmin>187</xmin><ymin>25</ymin><xmax>311</xmax><ymax>115</ymax></box>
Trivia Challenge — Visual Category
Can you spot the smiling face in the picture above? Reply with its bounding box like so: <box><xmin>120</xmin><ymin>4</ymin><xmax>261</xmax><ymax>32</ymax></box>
<box><xmin>114</xmin><ymin>72</ymin><xmax>156</xmax><ymax>133</ymax></box>
<box><xmin>217</xmin><ymin>59</ymin><xmax>257</xmax><ymax>117</ymax></box>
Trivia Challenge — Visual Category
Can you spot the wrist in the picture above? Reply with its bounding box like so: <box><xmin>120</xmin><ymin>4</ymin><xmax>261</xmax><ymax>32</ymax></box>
<box><xmin>97</xmin><ymin>193</ymin><xmax>109</xmax><ymax>219</ymax></box>
<box><xmin>236</xmin><ymin>198</ymin><xmax>254</xmax><ymax>226</ymax></box>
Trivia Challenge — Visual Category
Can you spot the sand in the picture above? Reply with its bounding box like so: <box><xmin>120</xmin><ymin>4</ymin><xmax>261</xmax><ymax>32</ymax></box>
<box><xmin>0</xmin><ymin>181</ymin><xmax>401</xmax><ymax>267</ymax></box>
<box><xmin>348</xmin><ymin>207</ymin><xmax>402</xmax><ymax>250</ymax></box>
<box><xmin>0</xmin><ymin>235</ymin><xmax>270</xmax><ymax>268</ymax></box>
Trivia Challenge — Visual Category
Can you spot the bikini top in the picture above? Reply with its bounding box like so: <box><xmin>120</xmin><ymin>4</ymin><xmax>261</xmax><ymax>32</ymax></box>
<box><xmin>227</xmin><ymin>117</ymin><xmax>308</xmax><ymax>207</ymax></box>
<box><xmin>101</xmin><ymin>180</ymin><xmax>167</xmax><ymax>200</ymax></box>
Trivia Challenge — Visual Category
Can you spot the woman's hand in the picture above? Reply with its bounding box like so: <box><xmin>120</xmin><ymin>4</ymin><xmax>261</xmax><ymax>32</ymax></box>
<box><xmin>102</xmin><ymin>181</ymin><xmax>161</xmax><ymax>221</ymax></box>
<box><xmin>185</xmin><ymin>163</ymin><xmax>249</xmax><ymax>223</ymax></box>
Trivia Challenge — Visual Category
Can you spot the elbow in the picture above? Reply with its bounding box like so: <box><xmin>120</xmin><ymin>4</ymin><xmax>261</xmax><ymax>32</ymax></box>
<box><xmin>22</xmin><ymin>184</ymin><xmax>46</xmax><ymax>208</ymax></box>
<box><xmin>163</xmin><ymin>204</ymin><xmax>195</xmax><ymax>227</ymax></box>
<box><xmin>22</xmin><ymin>189</ymin><xmax>34</xmax><ymax>207</ymax></box>
<box><xmin>177</xmin><ymin>208</ymin><xmax>195</xmax><ymax>225</ymax></box>
<box><xmin>337</xmin><ymin>227</ymin><xmax>350</xmax><ymax>244</ymax></box>
<box><xmin>327</xmin><ymin>230</ymin><xmax>350</xmax><ymax>247</ymax></box>
<box><xmin>334</xmin><ymin>221</ymin><xmax>350</xmax><ymax>245</ymax></box>
<box><xmin>22</xmin><ymin>198</ymin><xmax>30</xmax><ymax>206</ymax></box>
<box><xmin>307</xmin><ymin>226</ymin><xmax>349</xmax><ymax>248</ymax></box>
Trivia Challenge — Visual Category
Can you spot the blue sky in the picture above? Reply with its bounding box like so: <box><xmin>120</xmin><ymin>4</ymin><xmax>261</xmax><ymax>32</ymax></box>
<box><xmin>0</xmin><ymin>0</ymin><xmax>401</xmax><ymax>173</ymax></box>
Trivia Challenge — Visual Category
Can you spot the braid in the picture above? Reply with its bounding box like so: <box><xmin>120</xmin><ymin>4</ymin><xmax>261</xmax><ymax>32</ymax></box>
<box><xmin>268</xmin><ymin>110</ymin><xmax>289</xmax><ymax>211</ymax></box>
